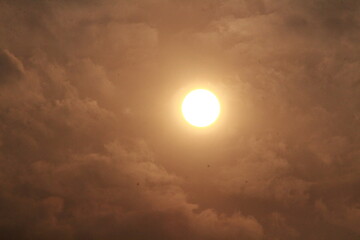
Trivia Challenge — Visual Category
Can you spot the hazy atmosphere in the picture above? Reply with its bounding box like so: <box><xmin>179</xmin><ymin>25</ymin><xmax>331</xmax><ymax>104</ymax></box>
<box><xmin>0</xmin><ymin>0</ymin><xmax>359</xmax><ymax>239</ymax></box>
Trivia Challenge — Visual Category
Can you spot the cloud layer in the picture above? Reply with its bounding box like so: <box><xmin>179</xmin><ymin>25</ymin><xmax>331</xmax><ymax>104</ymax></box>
<box><xmin>0</xmin><ymin>0</ymin><xmax>359</xmax><ymax>239</ymax></box>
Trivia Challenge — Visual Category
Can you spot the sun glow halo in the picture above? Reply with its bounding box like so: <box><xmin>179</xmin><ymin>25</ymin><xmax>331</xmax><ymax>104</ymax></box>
<box><xmin>181</xmin><ymin>89</ymin><xmax>220</xmax><ymax>128</ymax></box>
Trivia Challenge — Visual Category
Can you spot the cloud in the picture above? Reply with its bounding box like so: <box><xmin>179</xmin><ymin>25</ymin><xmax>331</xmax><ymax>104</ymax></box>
<box><xmin>0</xmin><ymin>47</ymin><xmax>262</xmax><ymax>240</ymax></box>
<box><xmin>0</xmin><ymin>49</ymin><xmax>25</xmax><ymax>84</ymax></box>
<box><xmin>0</xmin><ymin>0</ymin><xmax>359</xmax><ymax>239</ymax></box>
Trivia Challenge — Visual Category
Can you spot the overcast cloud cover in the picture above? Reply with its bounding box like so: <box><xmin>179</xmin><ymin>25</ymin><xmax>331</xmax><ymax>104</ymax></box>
<box><xmin>0</xmin><ymin>0</ymin><xmax>359</xmax><ymax>239</ymax></box>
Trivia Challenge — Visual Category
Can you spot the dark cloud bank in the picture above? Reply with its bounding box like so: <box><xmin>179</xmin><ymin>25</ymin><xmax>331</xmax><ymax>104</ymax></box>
<box><xmin>0</xmin><ymin>0</ymin><xmax>359</xmax><ymax>239</ymax></box>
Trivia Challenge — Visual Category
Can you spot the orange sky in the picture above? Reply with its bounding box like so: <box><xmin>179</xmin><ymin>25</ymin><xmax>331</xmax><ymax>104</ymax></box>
<box><xmin>0</xmin><ymin>0</ymin><xmax>359</xmax><ymax>239</ymax></box>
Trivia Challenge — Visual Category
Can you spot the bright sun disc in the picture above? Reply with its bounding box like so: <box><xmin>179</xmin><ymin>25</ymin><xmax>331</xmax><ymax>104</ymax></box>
<box><xmin>182</xmin><ymin>89</ymin><xmax>221</xmax><ymax>127</ymax></box>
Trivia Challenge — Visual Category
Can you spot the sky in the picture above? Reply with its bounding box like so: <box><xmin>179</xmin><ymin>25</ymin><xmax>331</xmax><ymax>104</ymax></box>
<box><xmin>0</xmin><ymin>0</ymin><xmax>359</xmax><ymax>239</ymax></box>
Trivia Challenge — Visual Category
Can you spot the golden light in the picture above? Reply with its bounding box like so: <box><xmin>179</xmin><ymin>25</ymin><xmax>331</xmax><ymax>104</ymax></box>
<box><xmin>181</xmin><ymin>89</ymin><xmax>221</xmax><ymax>127</ymax></box>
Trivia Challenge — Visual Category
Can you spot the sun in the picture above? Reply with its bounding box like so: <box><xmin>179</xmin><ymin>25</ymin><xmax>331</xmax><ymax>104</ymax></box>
<box><xmin>181</xmin><ymin>89</ymin><xmax>221</xmax><ymax>127</ymax></box>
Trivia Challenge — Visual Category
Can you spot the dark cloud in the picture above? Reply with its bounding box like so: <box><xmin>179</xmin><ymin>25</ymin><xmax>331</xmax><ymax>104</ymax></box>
<box><xmin>0</xmin><ymin>50</ymin><xmax>24</xmax><ymax>84</ymax></box>
<box><xmin>0</xmin><ymin>0</ymin><xmax>359</xmax><ymax>239</ymax></box>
